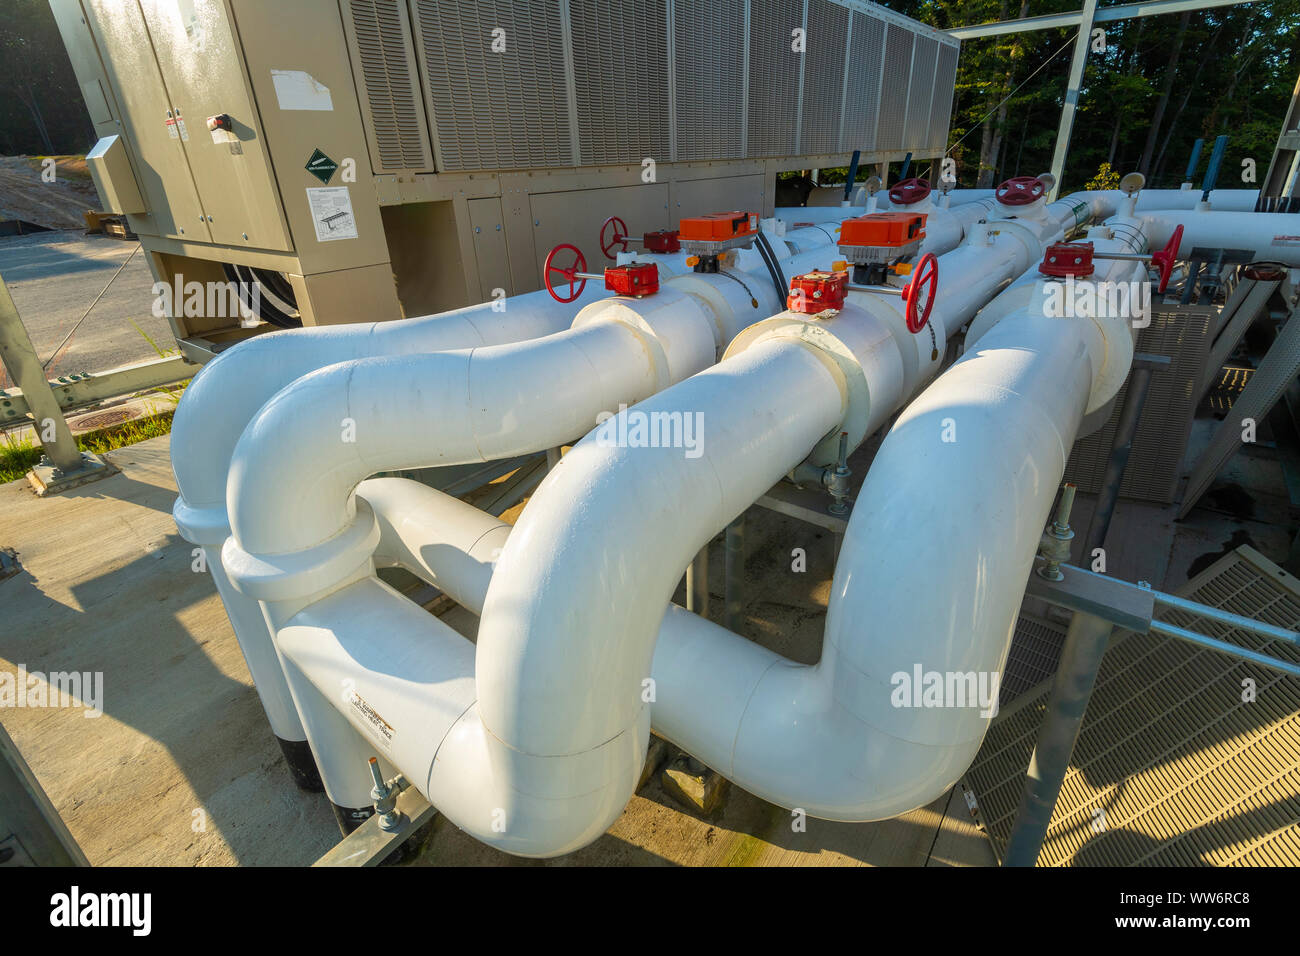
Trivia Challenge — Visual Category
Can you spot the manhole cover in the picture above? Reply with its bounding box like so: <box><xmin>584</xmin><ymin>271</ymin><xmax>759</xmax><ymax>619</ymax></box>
<box><xmin>70</xmin><ymin>407</ymin><xmax>138</xmax><ymax>430</ymax></box>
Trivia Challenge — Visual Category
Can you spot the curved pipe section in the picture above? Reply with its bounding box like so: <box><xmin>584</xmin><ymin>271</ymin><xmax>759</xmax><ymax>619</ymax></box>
<box><xmin>207</xmin><ymin>193</ymin><xmax>1163</xmax><ymax>849</ymax></box>
<box><xmin>177</xmin><ymin>219</ymin><xmax>827</xmax><ymax>751</ymax></box>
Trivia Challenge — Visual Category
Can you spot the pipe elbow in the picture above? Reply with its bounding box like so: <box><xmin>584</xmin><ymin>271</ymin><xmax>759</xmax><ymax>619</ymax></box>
<box><xmin>172</xmin><ymin>324</ymin><xmax>379</xmax><ymax>511</ymax></box>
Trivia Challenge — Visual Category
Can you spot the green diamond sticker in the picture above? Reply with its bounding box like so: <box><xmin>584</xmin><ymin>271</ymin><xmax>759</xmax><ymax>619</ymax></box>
<box><xmin>305</xmin><ymin>148</ymin><xmax>338</xmax><ymax>185</ymax></box>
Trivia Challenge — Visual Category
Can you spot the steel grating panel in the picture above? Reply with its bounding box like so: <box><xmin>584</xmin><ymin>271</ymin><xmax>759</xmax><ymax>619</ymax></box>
<box><xmin>747</xmin><ymin>0</ymin><xmax>804</xmax><ymax>157</ymax></box>
<box><xmin>673</xmin><ymin>0</ymin><xmax>745</xmax><ymax>161</ymax></box>
<box><xmin>1064</xmin><ymin>305</ymin><xmax>1215</xmax><ymax>504</ymax></box>
<box><xmin>799</xmin><ymin>0</ymin><xmax>849</xmax><ymax>155</ymax></box>
<box><xmin>840</xmin><ymin>10</ymin><xmax>883</xmax><ymax>152</ymax></box>
<box><xmin>902</xmin><ymin>35</ymin><xmax>937</xmax><ymax>149</ymax></box>
<box><xmin>928</xmin><ymin>42</ymin><xmax>958</xmax><ymax>152</ymax></box>
<box><xmin>413</xmin><ymin>0</ymin><xmax>573</xmax><ymax>170</ymax></box>
<box><xmin>1001</xmin><ymin>614</ymin><xmax>1069</xmax><ymax>706</ymax></box>
<box><xmin>571</xmin><ymin>0</ymin><xmax>670</xmax><ymax>165</ymax></box>
<box><xmin>964</xmin><ymin>546</ymin><xmax>1300</xmax><ymax>866</ymax></box>
<box><xmin>348</xmin><ymin>0</ymin><xmax>432</xmax><ymax>171</ymax></box>
<box><xmin>875</xmin><ymin>23</ymin><xmax>912</xmax><ymax>152</ymax></box>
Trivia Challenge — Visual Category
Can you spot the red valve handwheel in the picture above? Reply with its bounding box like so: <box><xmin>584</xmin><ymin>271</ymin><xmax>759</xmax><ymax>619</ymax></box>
<box><xmin>600</xmin><ymin>216</ymin><xmax>629</xmax><ymax>259</ymax></box>
<box><xmin>902</xmin><ymin>252</ymin><xmax>938</xmax><ymax>334</ymax></box>
<box><xmin>1149</xmin><ymin>224</ymin><xmax>1184</xmax><ymax>294</ymax></box>
<box><xmin>889</xmin><ymin>177</ymin><xmax>932</xmax><ymax>205</ymax></box>
<box><xmin>995</xmin><ymin>176</ymin><xmax>1046</xmax><ymax>206</ymax></box>
<box><xmin>544</xmin><ymin>243</ymin><xmax>588</xmax><ymax>303</ymax></box>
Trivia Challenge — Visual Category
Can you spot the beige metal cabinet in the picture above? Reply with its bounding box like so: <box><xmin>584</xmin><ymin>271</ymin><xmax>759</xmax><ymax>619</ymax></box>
<box><xmin>82</xmin><ymin>0</ymin><xmax>211</xmax><ymax>242</ymax></box>
<box><xmin>137</xmin><ymin>0</ymin><xmax>292</xmax><ymax>251</ymax></box>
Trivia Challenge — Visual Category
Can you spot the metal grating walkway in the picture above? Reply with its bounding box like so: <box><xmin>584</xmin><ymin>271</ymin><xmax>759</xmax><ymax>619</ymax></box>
<box><xmin>964</xmin><ymin>546</ymin><xmax>1300</xmax><ymax>866</ymax></box>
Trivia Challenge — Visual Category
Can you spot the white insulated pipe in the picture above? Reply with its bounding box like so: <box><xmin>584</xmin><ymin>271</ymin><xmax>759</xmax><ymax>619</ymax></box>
<box><xmin>197</xmin><ymin>187</ymin><xmax>1123</xmax><ymax>832</ymax></box>
<box><xmin>174</xmin><ymin>219</ymin><xmax>834</xmax><ymax>753</ymax></box>
<box><xmin>171</xmin><ymin>284</ymin><xmax>607</xmax><ymax>749</ymax></box>
<box><xmin>1071</xmin><ymin>188</ymin><xmax>1261</xmax><ymax>213</ymax></box>
<box><xmin>213</xmin><ymin>197</ymin><xmax>1300</xmax><ymax>853</ymax></box>
<box><xmin>1140</xmin><ymin>209</ymin><xmax>1300</xmax><ymax>267</ymax></box>
<box><xmin>217</xmin><ymin>257</ymin><xmax>813</xmax><ymax>808</ymax></box>
<box><xmin>275</xmin><ymin>336</ymin><xmax>849</xmax><ymax>855</ymax></box>
<box><xmin>251</xmin><ymin>203</ymin><xmax>1095</xmax><ymax>850</ymax></box>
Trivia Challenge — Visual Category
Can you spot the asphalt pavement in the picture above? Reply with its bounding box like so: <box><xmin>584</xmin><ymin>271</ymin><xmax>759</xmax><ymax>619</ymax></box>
<box><xmin>0</xmin><ymin>229</ymin><xmax>171</xmax><ymax>386</ymax></box>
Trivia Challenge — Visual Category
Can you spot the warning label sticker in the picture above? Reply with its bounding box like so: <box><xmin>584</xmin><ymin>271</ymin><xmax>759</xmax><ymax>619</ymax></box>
<box><xmin>305</xmin><ymin>148</ymin><xmax>338</xmax><ymax>184</ymax></box>
<box><xmin>347</xmin><ymin>688</ymin><xmax>395</xmax><ymax>752</ymax></box>
<box><xmin>306</xmin><ymin>187</ymin><xmax>358</xmax><ymax>242</ymax></box>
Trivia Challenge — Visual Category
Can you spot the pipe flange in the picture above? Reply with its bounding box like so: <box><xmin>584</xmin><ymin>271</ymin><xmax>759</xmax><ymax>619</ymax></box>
<box><xmin>724</xmin><ymin>302</ymin><xmax>904</xmax><ymax>467</ymax></box>
<box><xmin>572</xmin><ymin>286</ymin><xmax>717</xmax><ymax>386</ymax></box>
<box><xmin>223</xmin><ymin>498</ymin><xmax>381</xmax><ymax>604</ymax></box>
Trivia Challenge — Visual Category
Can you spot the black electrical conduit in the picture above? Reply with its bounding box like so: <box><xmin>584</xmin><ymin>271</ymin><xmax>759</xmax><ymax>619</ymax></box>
<box><xmin>754</xmin><ymin>230</ymin><xmax>787</xmax><ymax>305</ymax></box>
<box><xmin>222</xmin><ymin>262</ymin><xmax>303</xmax><ymax>329</ymax></box>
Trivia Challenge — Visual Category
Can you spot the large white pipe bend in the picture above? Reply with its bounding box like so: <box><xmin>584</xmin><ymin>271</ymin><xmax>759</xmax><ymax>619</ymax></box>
<box><xmin>172</xmin><ymin>287</ymin><xmax>606</xmax><ymax>518</ymax></box>
<box><xmin>276</xmin><ymin>336</ymin><xmax>850</xmax><ymax>856</ymax></box>
<box><xmin>269</xmin><ymin>218</ymin><xmax>1144</xmax><ymax>847</ymax></box>
<box><xmin>225</xmin><ymin>304</ymin><xmax>686</xmax><ymax>560</ymax></box>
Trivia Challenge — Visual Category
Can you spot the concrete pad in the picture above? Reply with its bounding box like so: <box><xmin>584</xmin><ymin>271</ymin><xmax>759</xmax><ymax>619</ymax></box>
<box><xmin>0</xmin><ymin>435</ymin><xmax>338</xmax><ymax>865</ymax></box>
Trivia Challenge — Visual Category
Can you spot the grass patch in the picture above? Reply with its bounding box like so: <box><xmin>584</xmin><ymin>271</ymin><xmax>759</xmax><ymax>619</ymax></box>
<box><xmin>0</xmin><ymin>410</ymin><xmax>175</xmax><ymax>484</ymax></box>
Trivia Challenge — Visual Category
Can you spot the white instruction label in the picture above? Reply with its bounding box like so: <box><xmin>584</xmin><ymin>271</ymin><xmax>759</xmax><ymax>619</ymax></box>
<box><xmin>347</xmin><ymin>689</ymin><xmax>395</xmax><ymax>752</ymax></box>
<box><xmin>306</xmin><ymin>187</ymin><xmax>358</xmax><ymax>242</ymax></box>
<box><xmin>271</xmin><ymin>70</ymin><xmax>334</xmax><ymax>111</ymax></box>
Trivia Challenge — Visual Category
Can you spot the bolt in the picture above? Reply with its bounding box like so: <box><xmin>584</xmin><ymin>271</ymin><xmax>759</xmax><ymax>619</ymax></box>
<box><xmin>1051</xmin><ymin>482</ymin><xmax>1076</xmax><ymax>534</ymax></box>
<box><xmin>827</xmin><ymin>432</ymin><xmax>852</xmax><ymax>516</ymax></box>
<box><xmin>1037</xmin><ymin>482</ymin><xmax>1077</xmax><ymax>581</ymax></box>
<box><xmin>367</xmin><ymin>757</ymin><xmax>403</xmax><ymax>832</ymax></box>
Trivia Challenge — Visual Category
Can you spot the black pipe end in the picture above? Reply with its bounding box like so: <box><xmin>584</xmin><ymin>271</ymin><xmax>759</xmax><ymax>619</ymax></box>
<box><xmin>276</xmin><ymin>736</ymin><xmax>325</xmax><ymax>793</ymax></box>
<box><xmin>332</xmin><ymin>803</ymin><xmax>376</xmax><ymax>836</ymax></box>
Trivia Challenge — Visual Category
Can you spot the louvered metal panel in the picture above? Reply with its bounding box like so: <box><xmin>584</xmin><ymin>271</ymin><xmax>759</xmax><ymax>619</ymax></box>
<box><xmin>903</xmin><ymin>34</ymin><xmax>937</xmax><ymax>149</ymax></box>
<box><xmin>965</xmin><ymin>546</ymin><xmax>1300</xmax><ymax>866</ymax></box>
<box><xmin>840</xmin><ymin>10</ymin><xmax>883</xmax><ymax>152</ymax></box>
<box><xmin>747</xmin><ymin>0</ymin><xmax>804</xmax><ymax>157</ymax></box>
<box><xmin>799</xmin><ymin>0</ymin><xmax>848</xmax><ymax>155</ymax></box>
<box><xmin>571</xmin><ymin>0</ymin><xmax>670</xmax><ymax>165</ymax></box>
<box><xmin>875</xmin><ymin>23</ymin><xmax>912</xmax><ymax>152</ymax></box>
<box><xmin>1064</xmin><ymin>305</ymin><xmax>1215</xmax><ymax>504</ymax></box>
<box><xmin>673</xmin><ymin>0</ymin><xmax>745</xmax><ymax>160</ymax></box>
<box><xmin>413</xmin><ymin>0</ymin><xmax>573</xmax><ymax>171</ymax></box>
<box><xmin>928</xmin><ymin>42</ymin><xmax>958</xmax><ymax>151</ymax></box>
<box><xmin>347</xmin><ymin>0</ymin><xmax>433</xmax><ymax>172</ymax></box>
<box><xmin>378</xmin><ymin>0</ymin><xmax>954</xmax><ymax>172</ymax></box>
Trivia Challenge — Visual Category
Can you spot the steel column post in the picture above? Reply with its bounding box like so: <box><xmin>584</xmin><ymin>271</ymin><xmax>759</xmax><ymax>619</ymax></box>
<box><xmin>1047</xmin><ymin>0</ymin><xmax>1098</xmax><ymax>200</ymax></box>
<box><xmin>1002</xmin><ymin>610</ymin><xmax>1115</xmax><ymax>866</ymax></box>
<box><xmin>0</xmin><ymin>275</ymin><xmax>81</xmax><ymax>472</ymax></box>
